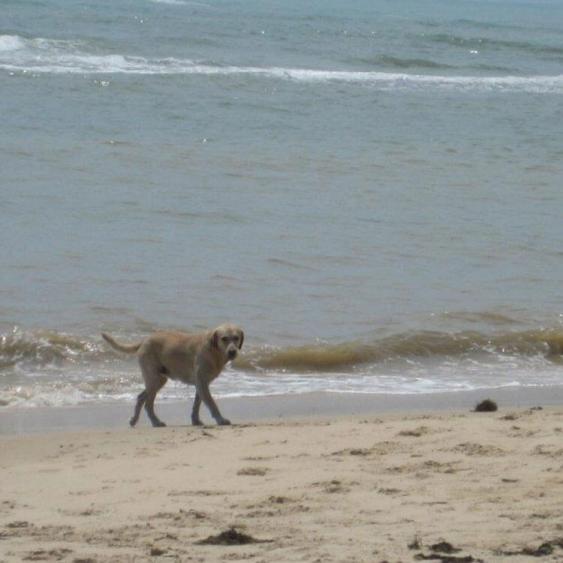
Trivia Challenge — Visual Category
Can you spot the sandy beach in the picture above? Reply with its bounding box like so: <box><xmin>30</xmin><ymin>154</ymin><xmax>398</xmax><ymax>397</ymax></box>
<box><xmin>2</xmin><ymin>391</ymin><xmax>563</xmax><ymax>562</ymax></box>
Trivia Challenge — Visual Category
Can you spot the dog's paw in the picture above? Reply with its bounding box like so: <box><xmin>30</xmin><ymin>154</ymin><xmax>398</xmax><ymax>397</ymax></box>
<box><xmin>217</xmin><ymin>418</ymin><xmax>231</xmax><ymax>426</ymax></box>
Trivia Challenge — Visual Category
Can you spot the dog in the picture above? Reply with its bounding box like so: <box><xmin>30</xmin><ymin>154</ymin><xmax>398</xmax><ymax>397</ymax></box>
<box><xmin>101</xmin><ymin>324</ymin><xmax>244</xmax><ymax>428</ymax></box>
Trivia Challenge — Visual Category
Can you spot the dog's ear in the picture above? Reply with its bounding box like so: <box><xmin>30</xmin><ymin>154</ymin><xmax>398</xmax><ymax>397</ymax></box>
<box><xmin>211</xmin><ymin>330</ymin><xmax>219</xmax><ymax>349</ymax></box>
<box><xmin>238</xmin><ymin>329</ymin><xmax>244</xmax><ymax>350</ymax></box>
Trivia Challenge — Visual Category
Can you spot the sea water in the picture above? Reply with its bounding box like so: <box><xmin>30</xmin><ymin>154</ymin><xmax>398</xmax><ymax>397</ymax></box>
<box><xmin>1</xmin><ymin>0</ymin><xmax>562</xmax><ymax>408</ymax></box>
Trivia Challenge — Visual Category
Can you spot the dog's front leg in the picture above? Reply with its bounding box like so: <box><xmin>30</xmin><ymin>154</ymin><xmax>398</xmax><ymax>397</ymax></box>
<box><xmin>195</xmin><ymin>372</ymin><xmax>230</xmax><ymax>426</ymax></box>
<box><xmin>191</xmin><ymin>391</ymin><xmax>203</xmax><ymax>426</ymax></box>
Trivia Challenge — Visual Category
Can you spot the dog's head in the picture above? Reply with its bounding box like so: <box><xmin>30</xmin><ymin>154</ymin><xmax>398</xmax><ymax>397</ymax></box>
<box><xmin>211</xmin><ymin>324</ymin><xmax>244</xmax><ymax>361</ymax></box>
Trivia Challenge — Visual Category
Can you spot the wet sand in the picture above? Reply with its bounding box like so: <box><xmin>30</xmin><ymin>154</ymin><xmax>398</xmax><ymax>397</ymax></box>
<box><xmin>2</xmin><ymin>385</ymin><xmax>563</xmax><ymax>435</ymax></box>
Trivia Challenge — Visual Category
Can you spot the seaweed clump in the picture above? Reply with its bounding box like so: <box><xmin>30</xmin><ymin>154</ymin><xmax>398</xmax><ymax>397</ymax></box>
<box><xmin>195</xmin><ymin>527</ymin><xmax>271</xmax><ymax>546</ymax></box>
<box><xmin>474</xmin><ymin>399</ymin><xmax>498</xmax><ymax>412</ymax></box>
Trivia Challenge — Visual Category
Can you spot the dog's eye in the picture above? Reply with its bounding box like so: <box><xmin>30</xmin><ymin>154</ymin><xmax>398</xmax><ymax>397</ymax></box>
<box><xmin>221</xmin><ymin>336</ymin><xmax>229</xmax><ymax>343</ymax></box>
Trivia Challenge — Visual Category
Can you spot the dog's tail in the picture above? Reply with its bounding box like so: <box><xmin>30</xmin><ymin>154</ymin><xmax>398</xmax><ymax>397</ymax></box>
<box><xmin>101</xmin><ymin>333</ymin><xmax>142</xmax><ymax>354</ymax></box>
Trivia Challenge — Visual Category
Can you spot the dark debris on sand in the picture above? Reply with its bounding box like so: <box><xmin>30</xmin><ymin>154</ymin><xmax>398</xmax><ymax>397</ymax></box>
<box><xmin>411</xmin><ymin>539</ymin><xmax>483</xmax><ymax>563</ymax></box>
<box><xmin>195</xmin><ymin>527</ymin><xmax>272</xmax><ymax>546</ymax></box>
<box><xmin>430</xmin><ymin>541</ymin><xmax>461</xmax><ymax>554</ymax></box>
<box><xmin>499</xmin><ymin>538</ymin><xmax>563</xmax><ymax>557</ymax></box>
<box><xmin>474</xmin><ymin>399</ymin><xmax>498</xmax><ymax>412</ymax></box>
<box><xmin>411</xmin><ymin>536</ymin><xmax>563</xmax><ymax>562</ymax></box>
<box><xmin>414</xmin><ymin>554</ymin><xmax>481</xmax><ymax>563</ymax></box>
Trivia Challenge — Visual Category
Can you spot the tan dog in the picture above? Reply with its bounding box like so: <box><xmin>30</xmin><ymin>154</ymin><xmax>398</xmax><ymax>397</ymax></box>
<box><xmin>101</xmin><ymin>324</ymin><xmax>244</xmax><ymax>427</ymax></box>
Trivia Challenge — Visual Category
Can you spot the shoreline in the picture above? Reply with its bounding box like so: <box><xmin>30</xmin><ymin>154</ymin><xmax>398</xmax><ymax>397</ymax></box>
<box><xmin>1</xmin><ymin>384</ymin><xmax>563</xmax><ymax>435</ymax></box>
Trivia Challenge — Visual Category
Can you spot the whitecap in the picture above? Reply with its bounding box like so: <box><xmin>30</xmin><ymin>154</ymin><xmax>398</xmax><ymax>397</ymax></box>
<box><xmin>0</xmin><ymin>34</ymin><xmax>25</xmax><ymax>52</ymax></box>
<box><xmin>1</xmin><ymin>34</ymin><xmax>562</xmax><ymax>94</ymax></box>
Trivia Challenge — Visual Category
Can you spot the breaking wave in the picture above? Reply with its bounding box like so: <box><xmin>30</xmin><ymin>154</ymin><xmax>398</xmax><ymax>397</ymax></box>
<box><xmin>1</xmin><ymin>34</ymin><xmax>562</xmax><ymax>93</ymax></box>
<box><xmin>240</xmin><ymin>329</ymin><xmax>563</xmax><ymax>373</ymax></box>
<box><xmin>2</xmin><ymin>326</ymin><xmax>562</xmax><ymax>374</ymax></box>
<box><xmin>0</xmin><ymin>328</ymin><xmax>100</xmax><ymax>371</ymax></box>
<box><xmin>1</xmin><ymin>325</ymin><xmax>562</xmax><ymax>408</ymax></box>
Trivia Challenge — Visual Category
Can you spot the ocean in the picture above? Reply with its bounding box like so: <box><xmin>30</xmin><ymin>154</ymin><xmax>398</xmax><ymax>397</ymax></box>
<box><xmin>1</xmin><ymin>0</ymin><xmax>562</xmax><ymax>410</ymax></box>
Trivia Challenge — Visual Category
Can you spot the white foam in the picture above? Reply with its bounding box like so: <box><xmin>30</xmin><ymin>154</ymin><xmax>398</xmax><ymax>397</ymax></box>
<box><xmin>0</xmin><ymin>34</ymin><xmax>25</xmax><ymax>52</ymax></box>
<box><xmin>2</xmin><ymin>358</ymin><xmax>562</xmax><ymax>408</ymax></box>
<box><xmin>1</xmin><ymin>34</ymin><xmax>562</xmax><ymax>93</ymax></box>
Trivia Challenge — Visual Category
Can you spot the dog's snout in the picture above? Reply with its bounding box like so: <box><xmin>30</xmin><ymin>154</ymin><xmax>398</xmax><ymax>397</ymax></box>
<box><xmin>228</xmin><ymin>348</ymin><xmax>238</xmax><ymax>360</ymax></box>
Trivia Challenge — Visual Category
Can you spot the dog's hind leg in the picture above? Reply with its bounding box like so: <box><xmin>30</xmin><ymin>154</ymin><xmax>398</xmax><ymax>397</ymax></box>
<box><xmin>143</xmin><ymin>375</ymin><xmax>168</xmax><ymax>427</ymax></box>
<box><xmin>130</xmin><ymin>390</ymin><xmax>147</xmax><ymax>427</ymax></box>
<box><xmin>138</xmin><ymin>356</ymin><xmax>168</xmax><ymax>427</ymax></box>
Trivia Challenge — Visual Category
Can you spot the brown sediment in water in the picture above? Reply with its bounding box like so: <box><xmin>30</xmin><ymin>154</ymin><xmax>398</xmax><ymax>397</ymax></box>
<box><xmin>237</xmin><ymin>328</ymin><xmax>563</xmax><ymax>372</ymax></box>
<box><xmin>1</xmin><ymin>326</ymin><xmax>562</xmax><ymax>374</ymax></box>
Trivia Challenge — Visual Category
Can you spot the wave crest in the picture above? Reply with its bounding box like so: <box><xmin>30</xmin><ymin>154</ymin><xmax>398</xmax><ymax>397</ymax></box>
<box><xmin>1</xmin><ymin>34</ymin><xmax>562</xmax><ymax>93</ymax></box>
<box><xmin>238</xmin><ymin>329</ymin><xmax>563</xmax><ymax>373</ymax></box>
<box><xmin>0</xmin><ymin>328</ymin><xmax>99</xmax><ymax>370</ymax></box>
<box><xmin>1</xmin><ymin>326</ymin><xmax>562</xmax><ymax>375</ymax></box>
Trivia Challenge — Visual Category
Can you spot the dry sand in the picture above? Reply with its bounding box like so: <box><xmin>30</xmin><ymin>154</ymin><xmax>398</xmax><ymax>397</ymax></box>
<box><xmin>1</xmin><ymin>402</ymin><xmax>563</xmax><ymax>562</ymax></box>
